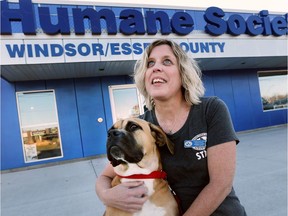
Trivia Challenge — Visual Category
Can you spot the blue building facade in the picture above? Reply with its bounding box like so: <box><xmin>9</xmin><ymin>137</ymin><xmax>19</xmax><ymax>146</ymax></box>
<box><xmin>1</xmin><ymin>0</ymin><xmax>287</xmax><ymax>170</ymax></box>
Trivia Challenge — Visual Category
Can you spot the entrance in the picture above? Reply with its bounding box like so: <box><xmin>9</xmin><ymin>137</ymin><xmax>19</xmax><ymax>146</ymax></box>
<box><xmin>108</xmin><ymin>84</ymin><xmax>145</xmax><ymax>123</ymax></box>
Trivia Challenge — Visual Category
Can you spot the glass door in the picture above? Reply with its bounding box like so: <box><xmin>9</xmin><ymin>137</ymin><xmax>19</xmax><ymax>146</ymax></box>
<box><xmin>16</xmin><ymin>90</ymin><xmax>63</xmax><ymax>163</ymax></box>
<box><xmin>109</xmin><ymin>84</ymin><xmax>145</xmax><ymax>123</ymax></box>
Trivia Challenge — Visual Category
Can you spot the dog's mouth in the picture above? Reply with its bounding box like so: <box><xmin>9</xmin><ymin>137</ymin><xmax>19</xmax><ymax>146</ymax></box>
<box><xmin>110</xmin><ymin>146</ymin><xmax>124</xmax><ymax>160</ymax></box>
<box><xmin>106</xmin><ymin>127</ymin><xmax>144</xmax><ymax>167</ymax></box>
<box><xmin>107</xmin><ymin>144</ymin><xmax>144</xmax><ymax>167</ymax></box>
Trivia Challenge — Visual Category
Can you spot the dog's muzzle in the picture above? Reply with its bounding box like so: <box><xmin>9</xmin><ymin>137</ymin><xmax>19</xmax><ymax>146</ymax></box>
<box><xmin>107</xmin><ymin>129</ymin><xmax>144</xmax><ymax>167</ymax></box>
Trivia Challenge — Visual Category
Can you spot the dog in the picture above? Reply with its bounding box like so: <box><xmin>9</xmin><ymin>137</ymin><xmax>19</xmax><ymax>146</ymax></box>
<box><xmin>105</xmin><ymin>118</ymin><xmax>179</xmax><ymax>216</ymax></box>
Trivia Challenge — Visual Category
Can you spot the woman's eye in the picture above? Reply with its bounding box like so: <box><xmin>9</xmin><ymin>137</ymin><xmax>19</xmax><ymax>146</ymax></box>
<box><xmin>163</xmin><ymin>59</ymin><xmax>172</xmax><ymax>65</ymax></box>
<box><xmin>147</xmin><ymin>61</ymin><xmax>155</xmax><ymax>68</ymax></box>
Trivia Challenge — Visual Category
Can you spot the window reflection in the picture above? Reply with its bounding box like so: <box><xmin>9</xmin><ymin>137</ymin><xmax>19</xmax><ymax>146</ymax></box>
<box><xmin>16</xmin><ymin>90</ymin><xmax>63</xmax><ymax>162</ymax></box>
<box><xmin>109</xmin><ymin>85</ymin><xmax>144</xmax><ymax>123</ymax></box>
<box><xmin>258</xmin><ymin>71</ymin><xmax>288</xmax><ymax>111</ymax></box>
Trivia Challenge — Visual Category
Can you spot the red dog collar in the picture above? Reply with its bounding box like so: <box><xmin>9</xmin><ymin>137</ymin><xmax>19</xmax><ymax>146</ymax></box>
<box><xmin>117</xmin><ymin>170</ymin><xmax>167</xmax><ymax>179</ymax></box>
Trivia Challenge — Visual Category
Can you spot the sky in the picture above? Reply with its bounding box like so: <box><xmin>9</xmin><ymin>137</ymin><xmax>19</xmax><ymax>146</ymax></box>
<box><xmin>47</xmin><ymin>0</ymin><xmax>288</xmax><ymax>13</ymax></box>
<box><xmin>17</xmin><ymin>91</ymin><xmax>58</xmax><ymax>128</ymax></box>
<box><xmin>259</xmin><ymin>75</ymin><xmax>288</xmax><ymax>98</ymax></box>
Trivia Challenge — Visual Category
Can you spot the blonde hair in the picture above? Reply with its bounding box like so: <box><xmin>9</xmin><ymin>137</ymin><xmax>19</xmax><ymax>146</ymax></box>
<box><xmin>134</xmin><ymin>39</ymin><xmax>205</xmax><ymax>110</ymax></box>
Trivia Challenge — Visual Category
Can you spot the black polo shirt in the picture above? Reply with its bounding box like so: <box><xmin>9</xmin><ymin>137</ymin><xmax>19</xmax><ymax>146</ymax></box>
<box><xmin>140</xmin><ymin>97</ymin><xmax>246</xmax><ymax>215</ymax></box>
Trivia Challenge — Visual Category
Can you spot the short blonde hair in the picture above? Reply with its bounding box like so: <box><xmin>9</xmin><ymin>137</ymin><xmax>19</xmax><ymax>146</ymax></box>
<box><xmin>134</xmin><ymin>39</ymin><xmax>205</xmax><ymax>110</ymax></box>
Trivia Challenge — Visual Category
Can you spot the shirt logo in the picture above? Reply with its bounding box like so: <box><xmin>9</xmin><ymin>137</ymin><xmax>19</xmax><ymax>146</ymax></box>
<box><xmin>184</xmin><ymin>133</ymin><xmax>207</xmax><ymax>151</ymax></box>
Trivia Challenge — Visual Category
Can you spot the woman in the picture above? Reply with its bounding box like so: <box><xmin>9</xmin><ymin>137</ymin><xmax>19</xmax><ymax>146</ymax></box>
<box><xmin>96</xmin><ymin>39</ymin><xmax>246</xmax><ymax>215</ymax></box>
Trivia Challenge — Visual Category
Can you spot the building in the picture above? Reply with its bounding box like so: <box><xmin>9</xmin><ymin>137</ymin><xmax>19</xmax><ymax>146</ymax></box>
<box><xmin>1</xmin><ymin>0</ymin><xmax>287</xmax><ymax>170</ymax></box>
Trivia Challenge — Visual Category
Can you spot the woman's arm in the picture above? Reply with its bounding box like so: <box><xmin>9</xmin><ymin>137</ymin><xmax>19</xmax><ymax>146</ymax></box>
<box><xmin>183</xmin><ymin>141</ymin><xmax>236</xmax><ymax>216</ymax></box>
<box><xmin>95</xmin><ymin>163</ymin><xmax>148</xmax><ymax>213</ymax></box>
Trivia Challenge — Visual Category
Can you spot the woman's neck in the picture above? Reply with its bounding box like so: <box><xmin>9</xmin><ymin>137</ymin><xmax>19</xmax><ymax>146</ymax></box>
<box><xmin>154</xmin><ymin>98</ymin><xmax>191</xmax><ymax>134</ymax></box>
<box><xmin>155</xmin><ymin>94</ymin><xmax>188</xmax><ymax>113</ymax></box>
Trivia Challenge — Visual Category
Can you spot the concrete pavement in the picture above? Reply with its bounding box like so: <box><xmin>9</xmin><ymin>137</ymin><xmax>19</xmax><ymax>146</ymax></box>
<box><xmin>1</xmin><ymin>124</ymin><xmax>287</xmax><ymax>216</ymax></box>
<box><xmin>234</xmin><ymin>124</ymin><xmax>287</xmax><ymax>216</ymax></box>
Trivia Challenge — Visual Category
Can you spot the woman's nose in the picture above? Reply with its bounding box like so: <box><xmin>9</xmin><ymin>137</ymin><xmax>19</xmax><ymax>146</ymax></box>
<box><xmin>152</xmin><ymin>62</ymin><xmax>163</xmax><ymax>72</ymax></box>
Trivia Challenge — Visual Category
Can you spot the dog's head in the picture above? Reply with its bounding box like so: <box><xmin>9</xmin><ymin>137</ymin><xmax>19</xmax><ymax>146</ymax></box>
<box><xmin>106</xmin><ymin>118</ymin><xmax>174</xmax><ymax>169</ymax></box>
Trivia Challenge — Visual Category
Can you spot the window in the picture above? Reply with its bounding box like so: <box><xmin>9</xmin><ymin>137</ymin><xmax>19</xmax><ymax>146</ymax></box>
<box><xmin>16</xmin><ymin>90</ymin><xmax>63</xmax><ymax>163</ymax></box>
<box><xmin>258</xmin><ymin>70</ymin><xmax>288</xmax><ymax>111</ymax></box>
<box><xmin>109</xmin><ymin>84</ymin><xmax>145</xmax><ymax>123</ymax></box>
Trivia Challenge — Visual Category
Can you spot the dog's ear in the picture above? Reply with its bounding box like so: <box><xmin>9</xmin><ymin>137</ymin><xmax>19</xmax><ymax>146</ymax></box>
<box><xmin>149</xmin><ymin>123</ymin><xmax>174</xmax><ymax>155</ymax></box>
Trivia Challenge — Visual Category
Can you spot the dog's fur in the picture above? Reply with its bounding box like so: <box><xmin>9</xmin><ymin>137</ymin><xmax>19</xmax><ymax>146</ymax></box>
<box><xmin>104</xmin><ymin>118</ymin><xmax>179</xmax><ymax>216</ymax></box>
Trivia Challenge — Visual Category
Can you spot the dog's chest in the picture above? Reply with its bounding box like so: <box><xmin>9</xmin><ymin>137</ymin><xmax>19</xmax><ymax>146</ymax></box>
<box><xmin>122</xmin><ymin>179</ymin><xmax>167</xmax><ymax>216</ymax></box>
<box><xmin>133</xmin><ymin>200</ymin><xmax>166</xmax><ymax>216</ymax></box>
<box><xmin>121</xmin><ymin>179</ymin><xmax>155</xmax><ymax>196</ymax></box>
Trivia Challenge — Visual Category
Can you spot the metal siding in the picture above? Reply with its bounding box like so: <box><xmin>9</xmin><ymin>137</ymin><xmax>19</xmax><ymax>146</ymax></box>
<box><xmin>15</xmin><ymin>80</ymin><xmax>46</xmax><ymax>91</ymax></box>
<box><xmin>231</xmin><ymin>70</ymin><xmax>255</xmax><ymax>131</ymax></box>
<box><xmin>212</xmin><ymin>71</ymin><xmax>237</xmax><ymax>127</ymax></box>
<box><xmin>1</xmin><ymin>70</ymin><xmax>287</xmax><ymax>170</ymax></box>
<box><xmin>1</xmin><ymin>79</ymin><xmax>25</xmax><ymax>170</ymax></box>
<box><xmin>46</xmin><ymin>79</ymin><xmax>83</xmax><ymax>159</ymax></box>
<box><xmin>202</xmin><ymin>71</ymin><xmax>215</xmax><ymax>96</ymax></box>
<box><xmin>209</xmin><ymin>69</ymin><xmax>287</xmax><ymax>131</ymax></box>
<box><xmin>269</xmin><ymin>109</ymin><xmax>287</xmax><ymax>126</ymax></box>
<box><xmin>75</xmin><ymin>78</ymin><xmax>107</xmax><ymax>156</ymax></box>
<box><xmin>124</xmin><ymin>76</ymin><xmax>134</xmax><ymax>84</ymax></box>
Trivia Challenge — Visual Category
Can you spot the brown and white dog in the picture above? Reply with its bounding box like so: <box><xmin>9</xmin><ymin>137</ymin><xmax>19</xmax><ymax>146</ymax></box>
<box><xmin>104</xmin><ymin>118</ymin><xmax>179</xmax><ymax>216</ymax></box>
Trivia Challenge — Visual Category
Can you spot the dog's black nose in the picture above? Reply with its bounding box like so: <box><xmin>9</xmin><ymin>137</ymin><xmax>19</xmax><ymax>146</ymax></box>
<box><xmin>108</xmin><ymin>129</ymin><xmax>124</xmax><ymax>138</ymax></box>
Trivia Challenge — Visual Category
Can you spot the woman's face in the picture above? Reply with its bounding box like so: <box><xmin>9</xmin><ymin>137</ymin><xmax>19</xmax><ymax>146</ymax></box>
<box><xmin>145</xmin><ymin>44</ymin><xmax>183</xmax><ymax>102</ymax></box>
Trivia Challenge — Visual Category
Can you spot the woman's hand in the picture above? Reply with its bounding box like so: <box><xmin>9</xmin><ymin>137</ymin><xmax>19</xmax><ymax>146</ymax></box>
<box><xmin>96</xmin><ymin>163</ymin><xmax>148</xmax><ymax>213</ymax></box>
<box><xmin>102</xmin><ymin>181</ymin><xmax>148</xmax><ymax>212</ymax></box>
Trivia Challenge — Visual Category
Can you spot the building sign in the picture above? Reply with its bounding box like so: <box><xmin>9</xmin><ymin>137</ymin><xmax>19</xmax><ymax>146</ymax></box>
<box><xmin>1</xmin><ymin>38</ymin><xmax>287</xmax><ymax>65</ymax></box>
<box><xmin>1</xmin><ymin>0</ymin><xmax>287</xmax><ymax>37</ymax></box>
<box><xmin>2</xmin><ymin>39</ymin><xmax>225</xmax><ymax>60</ymax></box>
<box><xmin>0</xmin><ymin>0</ymin><xmax>287</xmax><ymax>65</ymax></box>
<box><xmin>204</xmin><ymin>8</ymin><xmax>287</xmax><ymax>36</ymax></box>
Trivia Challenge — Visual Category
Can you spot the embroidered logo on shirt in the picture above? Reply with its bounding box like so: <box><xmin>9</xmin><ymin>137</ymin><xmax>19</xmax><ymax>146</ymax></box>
<box><xmin>184</xmin><ymin>133</ymin><xmax>207</xmax><ymax>160</ymax></box>
<box><xmin>184</xmin><ymin>133</ymin><xmax>207</xmax><ymax>151</ymax></box>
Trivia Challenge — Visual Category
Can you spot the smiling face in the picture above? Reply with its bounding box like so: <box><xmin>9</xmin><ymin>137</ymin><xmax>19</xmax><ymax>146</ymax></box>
<box><xmin>145</xmin><ymin>44</ymin><xmax>183</xmax><ymax>102</ymax></box>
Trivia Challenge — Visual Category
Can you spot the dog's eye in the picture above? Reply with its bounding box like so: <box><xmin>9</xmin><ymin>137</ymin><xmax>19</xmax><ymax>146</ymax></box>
<box><xmin>129</xmin><ymin>123</ymin><xmax>139</xmax><ymax>132</ymax></box>
<box><xmin>126</xmin><ymin>121</ymin><xmax>142</xmax><ymax>132</ymax></box>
